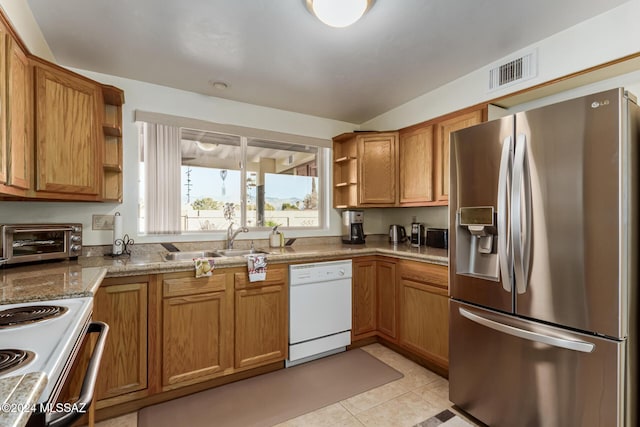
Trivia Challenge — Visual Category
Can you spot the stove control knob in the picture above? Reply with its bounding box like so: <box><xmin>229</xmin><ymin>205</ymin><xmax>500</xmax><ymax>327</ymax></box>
<box><xmin>72</xmin><ymin>226</ymin><xmax>82</xmax><ymax>233</ymax></box>
<box><xmin>71</xmin><ymin>236</ymin><xmax>82</xmax><ymax>243</ymax></box>
<box><xmin>338</xmin><ymin>269</ymin><xmax>345</xmax><ymax>276</ymax></box>
<box><xmin>71</xmin><ymin>245</ymin><xmax>82</xmax><ymax>252</ymax></box>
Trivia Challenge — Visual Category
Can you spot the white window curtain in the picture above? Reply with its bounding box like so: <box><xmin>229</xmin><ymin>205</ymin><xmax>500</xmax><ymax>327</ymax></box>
<box><xmin>143</xmin><ymin>123</ymin><xmax>181</xmax><ymax>234</ymax></box>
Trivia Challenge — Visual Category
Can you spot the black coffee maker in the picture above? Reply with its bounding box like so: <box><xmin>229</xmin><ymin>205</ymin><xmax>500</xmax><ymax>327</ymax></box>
<box><xmin>342</xmin><ymin>210</ymin><xmax>365</xmax><ymax>244</ymax></box>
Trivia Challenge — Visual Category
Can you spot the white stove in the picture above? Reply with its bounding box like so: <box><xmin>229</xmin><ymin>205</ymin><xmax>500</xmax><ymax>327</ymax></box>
<box><xmin>0</xmin><ymin>297</ymin><xmax>93</xmax><ymax>405</ymax></box>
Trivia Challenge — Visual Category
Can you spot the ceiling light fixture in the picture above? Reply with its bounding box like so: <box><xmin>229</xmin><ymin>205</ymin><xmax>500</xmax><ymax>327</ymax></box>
<box><xmin>209</xmin><ymin>80</ymin><xmax>229</xmax><ymax>90</ymax></box>
<box><xmin>305</xmin><ymin>0</ymin><xmax>375</xmax><ymax>28</ymax></box>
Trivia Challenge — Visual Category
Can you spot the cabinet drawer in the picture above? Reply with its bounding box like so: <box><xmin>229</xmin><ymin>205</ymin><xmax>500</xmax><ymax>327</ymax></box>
<box><xmin>399</xmin><ymin>261</ymin><xmax>448</xmax><ymax>289</ymax></box>
<box><xmin>234</xmin><ymin>266</ymin><xmax>287</xmax><ymax>289</ymax></box>
<box><xmin>162</xmin><ymin>272</ymin><xmax>227</xmax><ymax>297</ymax></box>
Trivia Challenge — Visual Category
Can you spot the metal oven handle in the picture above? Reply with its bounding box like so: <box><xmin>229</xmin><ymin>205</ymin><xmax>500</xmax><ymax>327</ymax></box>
<box><xmin>47</xmin><ymin>321</ymin><xmax>109</xmax><ymax>427</ymax></box>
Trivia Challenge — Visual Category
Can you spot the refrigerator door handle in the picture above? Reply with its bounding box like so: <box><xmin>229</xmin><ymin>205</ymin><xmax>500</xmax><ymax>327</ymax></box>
<box><xmin>497</xmin><ymin>136</ymin><xmax>512</xmax><ymax>292</ymax></box>
<box><xmin>512</xmin><ymin>133</ymin><xmax>532</xmax><ymax>294</ymax></box>
<box><xmin>459</xmin><ymin>307</ymin><xmax>595</xmax><ymax>353</ymax></box>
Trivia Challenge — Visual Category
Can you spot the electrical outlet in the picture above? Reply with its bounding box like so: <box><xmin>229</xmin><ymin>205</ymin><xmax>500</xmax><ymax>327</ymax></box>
<box><xmin>93</xmin><ymin>214</ymin><xmax>114</xmax><ymax>230</ymax></box>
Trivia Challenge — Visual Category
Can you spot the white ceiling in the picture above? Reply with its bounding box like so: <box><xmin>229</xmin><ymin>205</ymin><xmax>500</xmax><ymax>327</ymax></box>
<box><xmin>26</xmin><ymin>0</ymin><xmax>628</xmax><ymax>124</ymax></box>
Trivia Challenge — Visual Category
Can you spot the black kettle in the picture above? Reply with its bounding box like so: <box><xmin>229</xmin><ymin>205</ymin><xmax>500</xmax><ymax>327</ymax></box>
<box><xmin>389</xmin><ymin>225</ymin><xmax>407</xmax><ymax>244</ymax></box>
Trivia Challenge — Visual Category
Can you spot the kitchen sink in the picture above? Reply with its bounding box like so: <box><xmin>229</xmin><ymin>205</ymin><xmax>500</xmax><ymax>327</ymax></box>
<box><xmin>163</xmin><ymin>248</ymin><xmax>269</xmax><ymax>261</ymax></box>
<box><xmin>163</xmin><ymin>251</ymin><xmax>223</xmax><ymax>261</ymax></box>
<box><xmin>215</xmin><ymin>248</ymin><xmax>270</xmax><ymax>257</ymax></box>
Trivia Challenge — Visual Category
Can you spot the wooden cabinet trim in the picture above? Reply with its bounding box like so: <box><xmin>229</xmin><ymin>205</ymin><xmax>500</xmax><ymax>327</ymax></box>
<box><xmin>398</xmin><ymin>261</ymin><xmax>448</xmax><ymax>290</ymax></box>
<box><xmin>234</xmin><ymin>265</ymin><xmax>287</xmax><ymax>289</ymax></box>
<box><xmin>162</xmin><ymin>272</ymin><xmax>227</xmax><ymax>297</ymax></box>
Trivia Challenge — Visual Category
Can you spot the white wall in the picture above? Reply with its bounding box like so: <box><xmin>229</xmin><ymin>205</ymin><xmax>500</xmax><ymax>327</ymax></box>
<box><xmin>0</xmin><ymin>0</ymin><xmax>53</xmax><ymax>61</ymax></box>
<box><xmin>362</xmin><ymin>0</ymin><xmax>640</xmax><ymax>131</ymax></box>
<box><xmin>0</xmin><ymin>72</ymin><xmax>357</xmax><ymax>245</ymax></box>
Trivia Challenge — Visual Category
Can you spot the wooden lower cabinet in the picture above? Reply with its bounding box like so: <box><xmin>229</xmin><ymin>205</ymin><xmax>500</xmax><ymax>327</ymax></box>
<box><xmin>94</xmin><ymin>276</ymin><xmax>149</xmax><ymax>404</ymax></box>
<box><xmin>352</xmin><ymin>257</ymin><xmax>377</xmax><ymax>339</ymax></box>
<box><xmin>234</xmin><ymin>265</ymin><xmax>288</xmax><ymax>370</ymax></box>
<box><xmin>161</xmin><ymin>271</ymin><xmax>233</xmax><ymax>390</ymax></box>
<box><xmin>376</xmin><ymin>259</ymin><xmax>397</xmax><ymax>341</ymax></box>
<box><xmin>397</xmin><ymin>261</ymin><xmax>449</xmax><ymax>370</ymax></box>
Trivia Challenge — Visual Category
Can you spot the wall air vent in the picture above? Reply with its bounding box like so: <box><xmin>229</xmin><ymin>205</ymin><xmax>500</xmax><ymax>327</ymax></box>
<box><xmin>488</xmin><ymin>51</ymin><xmax>537</xmax><ymax>91</ymax></box>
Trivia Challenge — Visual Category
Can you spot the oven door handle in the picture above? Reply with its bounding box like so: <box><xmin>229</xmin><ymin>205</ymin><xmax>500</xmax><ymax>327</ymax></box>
<box><xmin>47</xmin><ymin>321</ymin><xmax>109</xmax><ymax>427</ymax></box>
<box><xmin>10</xmin><ymin>227</ymin><xmax>75</xmax><ymax>233</ymax></box>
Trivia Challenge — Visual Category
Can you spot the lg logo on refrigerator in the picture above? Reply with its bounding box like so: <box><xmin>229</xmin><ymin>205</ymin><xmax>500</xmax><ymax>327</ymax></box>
<box><xmin>591</xmin><ymin>99</ymin><xmax>610</xmax><ymax>108</ymax></box>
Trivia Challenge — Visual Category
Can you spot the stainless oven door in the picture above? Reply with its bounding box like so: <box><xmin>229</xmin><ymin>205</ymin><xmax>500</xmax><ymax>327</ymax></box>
<box><xmin>27</xmin><ymin>321</ymin><xmax>109</xmax><ymax>427</ymax></box>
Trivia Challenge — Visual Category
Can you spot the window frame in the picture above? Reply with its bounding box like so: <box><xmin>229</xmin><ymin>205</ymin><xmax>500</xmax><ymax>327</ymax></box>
<box><xmin>136</xmin><ymin>111</ymin><xmax>331</xmax><ymax>235</ymax></box>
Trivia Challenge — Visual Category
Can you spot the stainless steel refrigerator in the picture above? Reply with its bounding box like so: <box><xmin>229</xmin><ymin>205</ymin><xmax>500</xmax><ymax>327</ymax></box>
<box><xmin>449</xmin><ymin>88</ymin><xmax>638</xmax><ymax>427</ymax></box>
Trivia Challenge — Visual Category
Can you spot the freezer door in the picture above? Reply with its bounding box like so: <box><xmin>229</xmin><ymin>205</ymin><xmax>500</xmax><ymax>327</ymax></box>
<box><xmin>450</xmin><ymin>115</ymin><xmax>514</xmax><ymax>313</ymax></box>
<box><xmin>513</xmin><ymin>88</ymin><xmax>628</xmax><ymax>338</ymax></box>
<box><xmin>450</xmin><ymin>300</ymin><xmax>624</xmax><ymax>427</ymax></box>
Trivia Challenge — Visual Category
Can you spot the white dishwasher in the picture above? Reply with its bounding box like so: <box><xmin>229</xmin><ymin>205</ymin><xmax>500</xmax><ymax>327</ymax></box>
<box><xmin>287</xmin><ymin>260</ymin><xmax>352</xmax><ymax>367</ymax></box>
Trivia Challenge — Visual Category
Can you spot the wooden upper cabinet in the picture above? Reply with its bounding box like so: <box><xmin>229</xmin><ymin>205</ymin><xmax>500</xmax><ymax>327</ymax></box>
<box><xmin>399</xmin><ymin>124</ymin><xmax>434</xmax><ymax>206</ymax></box>
<box><xmin>33</xmin><ymin>61</ymin><xmax>101</xmax><ymax>197</ymax></box>
<box><xmin>6</xmin><ymin>36</ymin><xmax>32</xmax><ymax>191</ymax></box>
<box><xmin>434</xmin><ymin>109</ymin><xmax>484</xmax><ymax>203</ymax></box>
<box><xmin>358</xmin><ymin>132</ymin><xmax>398</xmax><ymax>205</ymax></box>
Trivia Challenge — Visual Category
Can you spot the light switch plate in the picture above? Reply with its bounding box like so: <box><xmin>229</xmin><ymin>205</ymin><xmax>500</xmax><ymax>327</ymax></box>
<box><xmin>93</xmin><ymin>214</ymin><xmax>114</xmax><ymax>230</ymax></box>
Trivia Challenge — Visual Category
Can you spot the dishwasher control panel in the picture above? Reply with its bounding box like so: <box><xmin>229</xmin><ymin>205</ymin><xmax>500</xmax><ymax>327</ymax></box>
<box><xmin>289</xmin><ymin>260</ymin><xmax>353</xmax><ymax>286</ymax></box>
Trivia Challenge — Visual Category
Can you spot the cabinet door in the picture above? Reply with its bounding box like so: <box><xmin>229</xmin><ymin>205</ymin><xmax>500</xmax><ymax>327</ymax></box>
<box><xmin>358</xmin><ymin>133</ymin><xmax>397</xmax><ymax>205</ymax></box>
<box><xmin>376</xmin><ymin>260</ymin><xmax>397</xmax><ymax>340</ymax></box>
<box><xmin>398</xmin><ymin>262</ymin><xmax>449</xmax><ymax>371</ymax></box>
<box><xmin>34</xmin><ymin>63</ymin><xmax>101</xmax><ymax>195</ymax></box>
<box><xmin>235</xmin><ymin>284</ymin><xmax>287</xmax><ymax>369</ymax></box>
<box><xmin>6</xmin><ymin>37</ymin><xmax>31</xmax><ymax>190</ymax></box>
<box><xmin>163</xmin><ymin>291</ymin><xmax>232</xmax><ymax>388</ymax></box>
<box><xmin>435</xmin><ymin>110</ymin><xmax>483</xmax><ymax>203</ymax></box>
<box><xmin>94</xmin><ymin>281</ymin><xmax>148</xmax><ymax>401</ymax></box>
<box><xmin>352</xmin><ymin>258</ymin><xmax>377</xmax><ymax>338</ymax></box>
<box><xmin>0</xmin><ymin>25</ymin><xmax>7</xmax><ymax>184</ymax></box>
<box><xmin>399</xmin><ymin>125</ymin><xmax>434</xmax><ymax>205</ymax></box>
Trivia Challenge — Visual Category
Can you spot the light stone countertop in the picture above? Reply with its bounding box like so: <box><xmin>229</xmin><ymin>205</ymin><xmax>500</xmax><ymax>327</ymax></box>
<box><xmin>76</xmin><ymin>241</ymin><xmax>448</xmax><ymax>277</ymax></box>
<box><xmin>0</xmin><ymin>372</ymin><xmax>47</xmax><ymax>427</ymax></box>
<box><xmin>0</xmin><ymin>264</ymin><xmax>107</xmax><ymax>306</ymax></box>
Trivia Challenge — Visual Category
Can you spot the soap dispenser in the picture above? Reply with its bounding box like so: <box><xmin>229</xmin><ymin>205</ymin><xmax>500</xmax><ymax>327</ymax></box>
<box><xmin>269</xmin><ymin>226</ymin><xmax>282</xmax><ymax>248</ymax></box>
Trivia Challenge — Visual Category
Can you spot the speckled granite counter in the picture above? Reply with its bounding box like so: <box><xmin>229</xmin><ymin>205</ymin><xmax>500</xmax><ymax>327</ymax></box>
<box><xmin>0</xmin><ymin>264</ymin><xmax>107</xmax><ymax>305</ymax></box>
<box><xmin>77</xmin><ymin>241</ymin><xmax>448</xmax><ymax>277</ymax></box>
<box><xmin>0</xmin><ymin>372</ymin><xmax>47</xmax><ymax>427</ymax></box>
<box><xmin>0</xmin><ymin>242</ymin><xmax>446</xmax><ymax>303</ymax></box>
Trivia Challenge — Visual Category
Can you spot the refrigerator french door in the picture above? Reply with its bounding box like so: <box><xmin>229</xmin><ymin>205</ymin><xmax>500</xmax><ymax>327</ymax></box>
<box><xmin>449</xmin><ymin>88</ymin><xmax>638</xmax><ymax>427</ymax></box>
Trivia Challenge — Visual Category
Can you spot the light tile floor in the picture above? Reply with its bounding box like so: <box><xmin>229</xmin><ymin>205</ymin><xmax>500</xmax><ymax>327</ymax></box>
<box><xmin>95</xmin><ymin>344</ymin><xmax>480</xmax><ymax>427</ymax></box>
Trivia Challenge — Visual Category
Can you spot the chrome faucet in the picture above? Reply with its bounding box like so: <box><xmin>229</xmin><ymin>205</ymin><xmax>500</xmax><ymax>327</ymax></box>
<box><xmin>227</xmin><ymin>223</ymin><xmax>249</xmax><ymax>249</ymax></box>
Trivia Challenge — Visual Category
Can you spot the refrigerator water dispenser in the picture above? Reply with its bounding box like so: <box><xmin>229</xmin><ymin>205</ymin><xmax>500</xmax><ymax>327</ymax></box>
<box><xmin>455</xmin><ymin>207</ymin><xmax>500</xmax><ymax>281</ymax></box>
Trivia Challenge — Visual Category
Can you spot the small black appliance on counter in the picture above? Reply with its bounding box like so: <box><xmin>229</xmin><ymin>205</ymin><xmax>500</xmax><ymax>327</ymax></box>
<box><xmin>410</xmin><ymin>222</ymin><xmax>425</xmax><ymax>247</ymax></box>
<box><xmin>426</xmin><ymin>228</ymin><xmax>448</xmax><ymax>249</ymax></box>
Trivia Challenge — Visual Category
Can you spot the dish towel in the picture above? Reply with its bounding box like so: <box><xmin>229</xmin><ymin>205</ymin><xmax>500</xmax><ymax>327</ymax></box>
<box><xmin>247</xmin><ymin>254</ymin><xmax>267</xmax><ymax>282</ymax></box>
<box><xmin>194</xmin><ymin>257</ymin><xmax>215</xmax><ymax>278</ymax></box>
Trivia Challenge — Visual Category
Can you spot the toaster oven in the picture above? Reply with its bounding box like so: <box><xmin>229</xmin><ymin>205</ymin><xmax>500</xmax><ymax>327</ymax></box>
<box><xmin>0</xmin><ymin>224</ymin><xmax>83</xmax><ymax>266</ymax></box>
